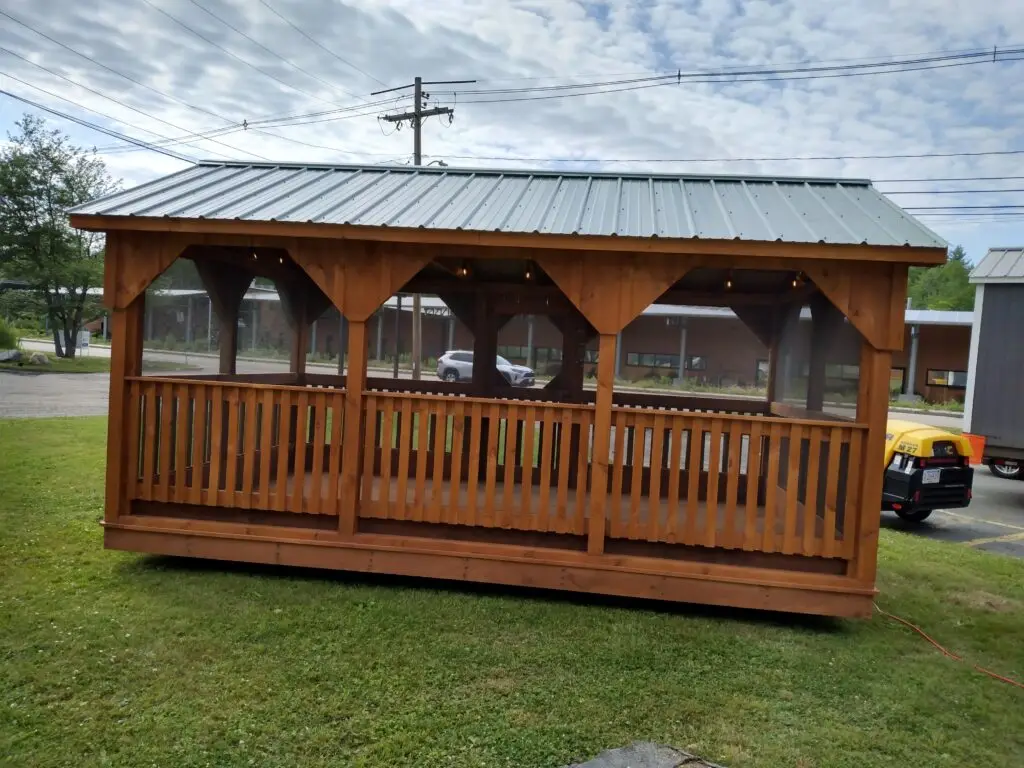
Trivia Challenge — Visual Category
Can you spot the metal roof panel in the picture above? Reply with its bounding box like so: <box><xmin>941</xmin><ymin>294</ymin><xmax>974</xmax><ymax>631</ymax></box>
<box><xmin>972</xmin><ymin>247</ymin><xmax>1024</xmax><ymax>283</ymax></box>
<box><xmin>70</xmin><ymin>161</ymin><xmax>943</xmax><ymax>249</ymax></box>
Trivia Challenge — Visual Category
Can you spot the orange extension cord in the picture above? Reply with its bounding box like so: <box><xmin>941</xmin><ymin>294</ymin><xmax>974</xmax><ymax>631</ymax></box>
<box><xmin>874</xmin><ymin>603</ymin><xmax>1024</xmax><ymax>690</ymax></box>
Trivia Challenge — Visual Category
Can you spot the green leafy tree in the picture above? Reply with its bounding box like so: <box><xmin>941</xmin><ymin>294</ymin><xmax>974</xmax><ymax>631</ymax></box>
<box><xmin>0</xmin><ymin>115</ymin><xmax>117</xmax><ymax>357</ymax></box>
<box><xmin>907</xmin><ymin>245</ymin><xmax>975</xmax><ymax>311</ymax></box>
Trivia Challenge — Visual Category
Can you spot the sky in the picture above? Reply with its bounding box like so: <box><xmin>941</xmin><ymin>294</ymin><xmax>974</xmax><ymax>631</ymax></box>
<box><xmin>2</xmin><ymin>0</ymin><xmax>1023</xmax><ymax>263</ymax></box>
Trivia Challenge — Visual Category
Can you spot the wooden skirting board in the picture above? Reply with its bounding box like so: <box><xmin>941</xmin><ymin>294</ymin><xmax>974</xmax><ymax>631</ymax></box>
<box><xmin>103</xmin><ymin>516</ymin><xmax>875</xmax><ymax>618</ymax></box>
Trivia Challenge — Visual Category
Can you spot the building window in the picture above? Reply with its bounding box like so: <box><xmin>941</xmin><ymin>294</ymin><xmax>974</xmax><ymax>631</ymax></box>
<box><xmin>926</xmin><ymin>369</ymin><xmax>968</xmax><ymax>388</ymax></box>
<box><xmin>890</xmin><ymin>367</ymin><xmax>906</xmax><ymax>393</ymax></box>
<box><xmin>498</xmin><ymin>345</ymin><xmax>528</xmax><ymax>360</ymax></box>
<box><xmin>655</xmin><ymin>353</ymin><xmax>677</xmax><ymax>369</ymax></box>
<box><xmin>686</xmin><ymin>355</ymin><xmax>708</xmax><ymax>371</ymax></box>
<box><xmin>583</xmin><ymin>349</ymin><xmax>599</xmax><ymax>363</ymax></box>
<box><xmin>640</xmin><ymin>353</ymin><xmax>657</xmax><ymax>367</ymax></box>
<box><xmin>626</xmin><ymin>352</ymin><xmax>639</xmax><ymax>366</ymax></box>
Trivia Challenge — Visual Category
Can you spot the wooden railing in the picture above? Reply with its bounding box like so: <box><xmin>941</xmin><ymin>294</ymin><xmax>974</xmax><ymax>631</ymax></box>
<box><xmin>360</xmin><ymin>392</ymin><xmax>594</xmax><ymax>535</ymax></box>
<box><xmin>122</xmin><ymin>377</ymin><xmax>864</xmax><ymax>561</ymax></box>
<box><xmin>124</xmin><ymin>377</ymin><xmax>345</xmax><ymax>514</ymax></box>
<box><xmin>605</xmin><ymin>408</ymin><xmax>864</xmax><ymax>558</ymax></box>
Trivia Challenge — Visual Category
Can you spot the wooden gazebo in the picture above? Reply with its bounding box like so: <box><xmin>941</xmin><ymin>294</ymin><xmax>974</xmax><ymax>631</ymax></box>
<box><xmin>70</xmin><ymin>162</ymin><xmax>946</xmax><ymax>618</ymax></box>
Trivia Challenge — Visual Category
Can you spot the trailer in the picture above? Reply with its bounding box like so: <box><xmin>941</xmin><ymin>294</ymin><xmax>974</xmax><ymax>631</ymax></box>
<box><xmin>964</xmin><ymin>247</ymin><xmax>1024</xmax><ymax>481</ymax></box>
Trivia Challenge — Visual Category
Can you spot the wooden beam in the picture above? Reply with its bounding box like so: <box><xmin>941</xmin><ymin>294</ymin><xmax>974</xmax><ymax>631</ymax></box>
<box><xmin>194</xmin><ymin>259</ymin><xmax>252</xmax><ymax>375</ymax></box>
<box><xmin>276</xmin><ymin>275</ymin><xmax>333</xmax><ymax>382</ymax></box>
<box><xmin>103</xmin><ymin>231</ymin><xmax>193</xmax><ymax>310</ymax></box>
<box><xmin>804</xmin><ymin>261</ymin><xmax>908</xmax><ymax>352</ymax></box>
<box><xmin>104</xmin><ymin>296</ymin><xmax>144</xmax><ymax>522</ymax></box>
<box><xmin>850</xmin><ymin>342</ymin><xmax>892</xmax><ymax>586</ymax></box>
<box><xmin>290</xmin><ymin>240</ymin><xmax>433</xmax><ymax>322</ymax></box>
<box><xmin>70</xmin><ymin>214</ymin><xmax>949</xmax><ymax>266</ymax></box>
<box><xmin>339</xmin><ymin>320</ymin><xmax>368</xmax><ymax>537</ymax></box>
<box><xmin>588</xmin><ymin>333</ymin><xmax>617</xmax><ymax>555</ymax></box>
<box><xmin>537</xmin><ymin>251</ymin><xmax>693</xmax><ymax>335</ymax></box>
<box><xmin>729</xmin><ymin>304</ymin><xmax>777</xmax><ymax>348</ymax></box>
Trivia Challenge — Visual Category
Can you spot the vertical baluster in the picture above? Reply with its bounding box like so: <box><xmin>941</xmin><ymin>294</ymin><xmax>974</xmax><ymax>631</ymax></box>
<box><xmin>483</xmin><ymin>403</ymin><xmax>502</xmax><ymax>527</ymax></box>
<box><xmin>239</xmin><ymin>388</ymin><xmax>258</xmax><ymax>508</ymax></box>
<box><xmin>377</xmin><ymin>397</ymin><xmax>394</xmax><ymax>519</ymax></box>
<box><xmin>683</xmin><ymin>419</ymin><xmax>704</xmax><ymax>545</ymax></box>
<box><xmin>428</xmin><ymin>400</ymin><xmax>447</xmax><ymax>523</ymax></box>
<box><xmin>464</xmin><ymin>402</ymin><xmax>483</xmax><ymax>526</ymax></box>
<box><xmin>308</xmin><ymin>391</ymin><xmax>327</xmax><ymax>513</ymax></box>
<box><xmin>325</xmin><ymin>391</ymin><xmax>344</xmax><ymax>515</ymax></box>
<box><xmin>782</xmin><ymin>424</ymin><xmax>803</xmax><ymax>554</ymax></box>
<box><xmin>627</xmin><ymin>416</ymin><xmax>646</xmax><ymax>540</ymax></box>
<box><xmin>519</xmin><ymin>406</ymin><xmax>536</xmax><ymax>527</ymax></box>
<box><xmin>802</xmin><ymin>426</ymin><xmax>823</xmax><ymax>555</ymax></box>
<box><xmin>537</xmin><ymin>407</ymin><xmax>554</xmax><ymax>532</ymax></box>
<box><xmin>447</xmin><ymin>401</ymin><xmax>465</xmax><ymax>523</ymax></box>
<box><xmin>646</xmin><ymin>414</ymin><xmax>666</xmax><ymax>541</ymax></box>
<box><xmin>665</xmin><ymin>419</ymin><xmax>683</xmax><ymax>543</ymax></box>
<box><xmin>395</xmin><ymin>398</ymin><xmax>414</xmax><ymax>518</ymax></box>
<box><xmin>761</xmin><ymin>422</ymin><xmax>782</xmax><ymax>552</ymax></box>
<box><xmin>259</xmin><ymin>389</ymin><xmax>274</xmax><ymax>509</ymax></box>
<box><xmin>723</xmin><ymin>421</ymin><xmax>743</xmax><ymax>548</ymax></box>
<box><xmin>272</xmin><ymin>392</ymin><xmax>289</xmax><ymax>512</ymax></box>
<box><xmin>742</xmin><ymin>422</ymin><xmax>764</xmax><ymax>551</ymax></box>
<box><xmin>412</xmin><ymin>399</ymin><xmax>431</xmax><ymax>521</ymax></box>
<box><xmin>704</xmin><ymin>419</ymin><xmax>723</xmax><ymax>548</ymax></box>
<box><xmin>359</xmin><ymin>395</ymin><xmax>378</xmax><ymax>517</ymax></box>
<box><xmin>156</xmin><ymin>382</ymin><xmax>175</xmax><ymax>503</ymax></box>
<box><xmin>126</xmin><ymin>381</ymin><xmax>143</xmax><ymax>502</ymax></box>
<box><xmin>572</xmin><ymin>411</ymin><xmax>590</xmax><ymax>536</ymax></box>
<box><xmin>554</xmin><ymin>408</ymin><xmax>573</xmax><ymax>533</ymax></box>
<box><xmin>190</xmin><ymin>386</ymin><xmax>209</xmax><ymax>505</ymax></box>
<box><xmin>501</xmin><ymin>404</ymin><xmax>519</xmax><ymax>527</ymax></box>
<box><xmin>287</xmin><ymin>391</ymin><xmax>309</xmax><ymax>513</ymax></box>
<box><xmin>843</xmin><ymin>428</ymin><xmax>864</xmax><ymax>558</ymax></box>
<box><xmin>171</xmin><ymin>383</ymin><xmax>189</xmax><ymax>502</ymax></box>
<box><xmin>822</xmin><ymin>426</ymin><xmax>843</xmax><ymax>558</ymax></box>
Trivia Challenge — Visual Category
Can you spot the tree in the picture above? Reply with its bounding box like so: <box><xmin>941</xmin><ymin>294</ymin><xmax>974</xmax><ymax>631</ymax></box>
<box><xmin>0</xmin><ymin>115</ymin><xmax>117</xmax><ymax>357</ymax></box>
<box><xmin>907</xmin><ymin>245</ymin><xmax>975</xmax><ymax>311</ymax></box>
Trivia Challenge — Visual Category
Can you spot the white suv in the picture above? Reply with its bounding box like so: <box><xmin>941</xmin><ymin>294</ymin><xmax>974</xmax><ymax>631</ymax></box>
<box><xmin>436</xmin><ymin>350</ymin><xmax>536</xmax><ymax>387</ymax></box>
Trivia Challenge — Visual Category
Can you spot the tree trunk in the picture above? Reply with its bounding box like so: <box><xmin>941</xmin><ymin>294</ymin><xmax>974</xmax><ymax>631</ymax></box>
<box><xmin>51</xmin><ymin>325</ymin><xmax>65</xmax><ymax>358</ymax></box>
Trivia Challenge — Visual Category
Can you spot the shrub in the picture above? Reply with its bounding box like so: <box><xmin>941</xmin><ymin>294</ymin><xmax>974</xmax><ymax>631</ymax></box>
<box><xmin>0</xmin><ymin>317</ymin><xmax>20</xmax><ymax>349</ymax></box>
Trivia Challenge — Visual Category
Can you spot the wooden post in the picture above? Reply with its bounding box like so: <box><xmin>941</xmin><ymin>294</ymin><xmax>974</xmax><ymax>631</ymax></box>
<box><xmin>104</xmin><ymin>296</ymin><xmax>144</xmax><ymax>523</ymax></box>
<box><xmin>851</xmin><ymin>341</ymin><xmax>892</xmax><ymax>584</ymax></box>
<box><xmin>588</xmin><ymin>333</ymin><xmax>617</xmax><ymax>554</ymax></box>
<box><xmin>194</xmin><ymin>259</ymin><xmax>251</xmax><ymax>376</ymax></box>
<box><xmin>339</xmin><ymin>320</ymin><xmax>368</xmax><ymax>536</ymax></box>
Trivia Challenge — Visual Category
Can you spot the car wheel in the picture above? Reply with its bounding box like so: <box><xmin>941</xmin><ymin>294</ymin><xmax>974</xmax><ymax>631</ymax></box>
<box><xmin>989</xmin><ymin>463</ymin><xmax>1022</xmax><ymax>480</ymax></box>
<box><xmin>442</xmin><ymin>369</ymin><xmax>460</xmax><ymax>382</ymax></box>
<box><xmin>894</xmin><ymin>508</ymin><xmax>933</xmax><ymax>523</ymax></box>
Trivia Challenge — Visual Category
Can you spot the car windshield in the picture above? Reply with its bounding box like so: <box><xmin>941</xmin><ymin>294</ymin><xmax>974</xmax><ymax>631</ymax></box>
<box><xmin>496</xmin><ymin>356</ymin><xmax>511</xmax><ymax>367</ymax></box>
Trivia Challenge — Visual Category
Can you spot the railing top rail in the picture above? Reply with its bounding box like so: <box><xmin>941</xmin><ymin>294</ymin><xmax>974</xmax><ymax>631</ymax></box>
<box><xmin>611</xmin><ymin>403</ymin><xmax>869</xmax><ymax>430</ymax></box>
<box><xmin>126</xmin><ymin>375</ymin><xmax>346</xmax><ymax>395</ymax></box>
<box><xmin>365</xmin><ymin>388</ymin><xmax>596</xmax><ymax>411</ymax></box>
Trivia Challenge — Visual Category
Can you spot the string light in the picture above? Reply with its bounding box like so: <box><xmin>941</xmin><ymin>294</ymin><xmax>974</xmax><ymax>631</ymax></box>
<box><xmin>725</xmin><ymin>270</ymin><xmax>733</xmax><ymax>289</ymax></box>
<box><xmin>457</xmin><ymin>261</ymin><xmax>470</xmax><ymax>278</ymax></box>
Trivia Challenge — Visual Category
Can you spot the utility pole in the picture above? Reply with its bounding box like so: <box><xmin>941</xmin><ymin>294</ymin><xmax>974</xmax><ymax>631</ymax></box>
<box><xmin>375</xmin><ymin>76</ymin><xmax>475</xmax><ymax>380</ymax></box>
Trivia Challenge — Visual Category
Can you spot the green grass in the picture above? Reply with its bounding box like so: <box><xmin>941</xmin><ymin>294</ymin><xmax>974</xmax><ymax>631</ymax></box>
<box><xmin>1</xmin><ymin>417</ymin><xmax>1022</xmax><ymax>768</ymax></box>
<box><xmin>0</xmin><ymin>354</ymin><xmax>197</xmax><ymax>374</ymax></box>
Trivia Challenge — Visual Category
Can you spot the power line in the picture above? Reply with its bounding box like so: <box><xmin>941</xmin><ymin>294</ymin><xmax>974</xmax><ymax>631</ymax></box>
<box><xmin>885</xmin><ymin>188</ymin><xmax>1024</xmax><ymax>195</ymax></box>
<box><xmin>256</xmin><ymin>0</ymin><xmax>387</xmax><ymax>88</ymax></box>
<box><xmin>0</xmin><ymin>49</ymin><xmax>253</xmax><ymax>160</ymax></box>
<box><xmin>905</xmin><ymin>205</ymin><xmax>1024</xmax><ymax>210</ymax></box>
<box><xmin>433</xmin><ymin>148</ymin><xmax>1024</xmax><ymax>164</ymax></box>
<box><xmin>0</xmin><ymin>88</ymin><xmax>196</xmax><ymax>162</ymax></box>
<box><xmin>138</xmin><ymin>0</ymin><xmax>341</xmax><ymax>107</ymax></box>
<box><xmin>182</xmin><ymin>0</ymin><xmax>365</xmax><ymax>103</ymax></box>
<box><xmin>875</xmin><ymin>176</ymin><xmax>1024</xmax><ymax>183</ymax></box>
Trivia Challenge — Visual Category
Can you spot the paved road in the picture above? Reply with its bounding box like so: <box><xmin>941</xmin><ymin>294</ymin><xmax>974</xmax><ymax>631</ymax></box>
<box><xmin>881</xmin><ymin>469</ymin><xmax>1024</xmax><ymax>557</ymax></box>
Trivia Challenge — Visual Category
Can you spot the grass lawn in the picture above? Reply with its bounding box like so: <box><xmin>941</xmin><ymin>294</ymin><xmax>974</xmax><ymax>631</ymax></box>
<box><xmin>0</xmin><ymin>354</ymin><xmax>197</xmax><ymax>374</ymax></box>
<box><xmin>1</xmin><ymin>418</ymin><xmax>1021</xmax><ymax>768</ymax></box>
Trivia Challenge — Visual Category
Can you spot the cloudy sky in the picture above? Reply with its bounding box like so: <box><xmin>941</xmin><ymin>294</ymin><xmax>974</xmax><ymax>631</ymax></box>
<box><xmin>2</xmin><ymin>0</ymin><xmax>1023</xmax><ymax>262</ymax></box>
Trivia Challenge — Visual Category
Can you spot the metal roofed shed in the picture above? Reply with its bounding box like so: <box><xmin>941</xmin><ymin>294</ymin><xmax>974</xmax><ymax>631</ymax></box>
<box><xmin>71</xmin><ymin>160</ymin><xmax>946</xmax><ymax>619</ymax></box>
<box><xmin>71</xmin><ymin>161</ymin><xmax>945</xmax><ymax>249</ymax></box>
<box><xmin>969</xmin><ymin>247</ymin><xmax>1024</xmax><ymax>284</ymax></box>
<box><xmin>965</xmin><ymin>247</ymin><xmax>1024</xmax><ymax>474</ymax></box>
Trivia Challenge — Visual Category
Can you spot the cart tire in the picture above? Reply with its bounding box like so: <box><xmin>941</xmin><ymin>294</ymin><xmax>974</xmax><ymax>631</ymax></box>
<box><xmin>894</xmin><ymin>508</ymin><xmax>933</xmax><ymax>523</ymax></box>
